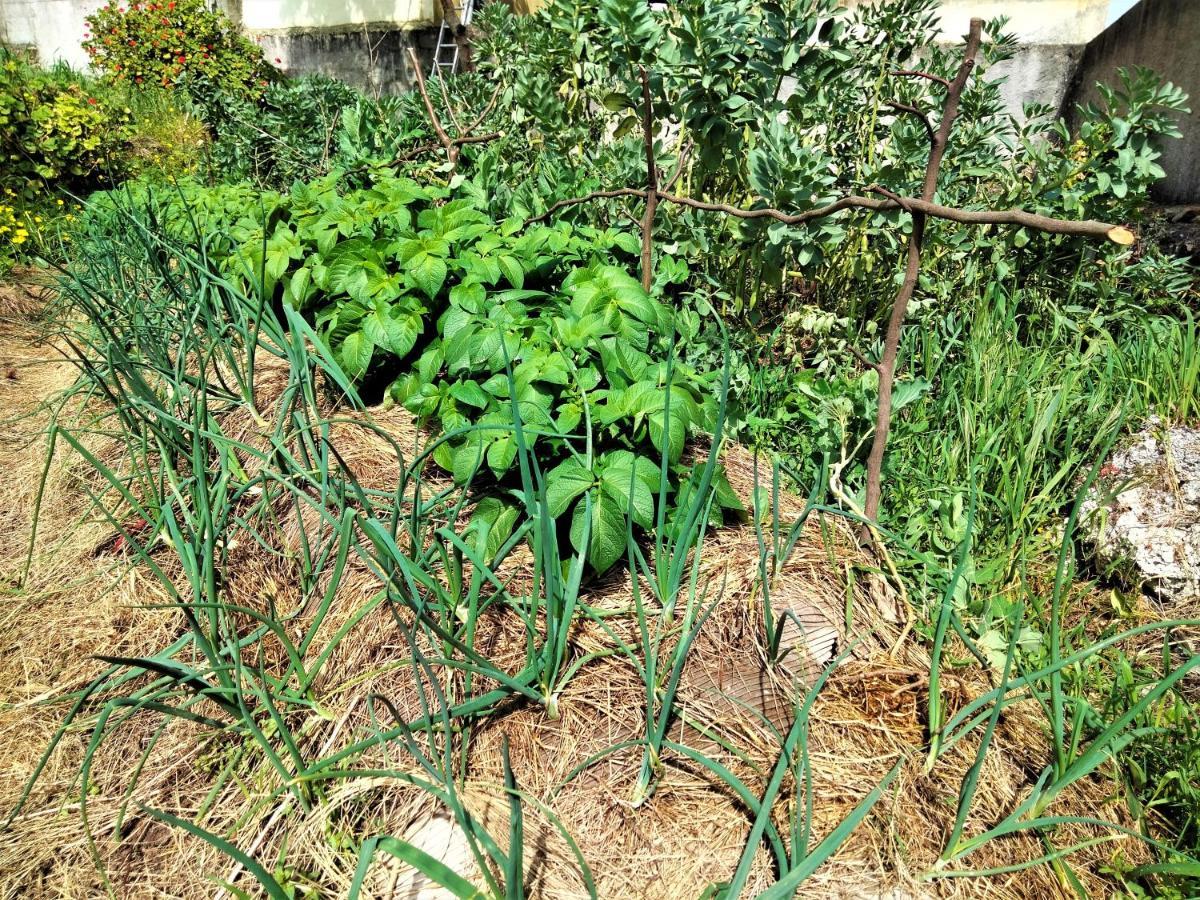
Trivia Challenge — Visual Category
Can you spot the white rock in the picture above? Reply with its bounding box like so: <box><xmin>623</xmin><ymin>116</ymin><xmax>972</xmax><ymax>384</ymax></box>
<box><xmin>1081</xmin><ymin>418</ymin><xmax>1200</xmax><ymax>603</ymax></box>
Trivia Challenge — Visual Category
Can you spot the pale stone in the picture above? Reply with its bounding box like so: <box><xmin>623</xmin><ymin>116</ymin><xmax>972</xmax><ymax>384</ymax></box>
<box><xmin>1081</xmin><ymin>419</ymin><xmax>1200</xmax><ymax>603</ymax></box>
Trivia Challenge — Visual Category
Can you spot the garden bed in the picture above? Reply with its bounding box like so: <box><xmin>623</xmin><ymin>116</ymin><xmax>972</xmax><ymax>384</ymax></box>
<box><xmin>0</xmin><ymin>277</ymin><xmax>1160</xmax><ymax>899</ymax></box>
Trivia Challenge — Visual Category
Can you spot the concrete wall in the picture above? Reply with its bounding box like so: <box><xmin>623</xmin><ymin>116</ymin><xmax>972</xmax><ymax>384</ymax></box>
<box><xmin>0</xmin><ymin>0</ymin><xmax>101</xmax><ymax>70</ymax></box>
<box><xmin>258</xmin><ymin>27</ymin><xmax>435</xmax><ymax>96</ymax></box>
<box><xmin>238</xmin><ymin>0</ymin><xmax>438</xmax><ymax>94</ymax></box>
<box><xmin>240</xmin><ymin>0</ymin><xmax>434</xmax><ymax>30</ymax></box>
<box><xmin>1064</xmin><ymin>0</ymin><xmax>1198</xmax><ymax>203</ymax></box>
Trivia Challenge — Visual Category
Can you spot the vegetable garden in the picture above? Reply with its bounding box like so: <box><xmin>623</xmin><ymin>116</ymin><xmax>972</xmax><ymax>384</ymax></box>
<box><xmin>1</xmin><ymin>0</ymin><xmax>1198</xmax><ymax>897</ymax></box>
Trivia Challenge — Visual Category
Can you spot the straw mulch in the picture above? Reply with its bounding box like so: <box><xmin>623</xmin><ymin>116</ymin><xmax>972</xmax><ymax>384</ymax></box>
<box><xmin>0</xmin><ymin>276</ymin><xmax>1156</xmax><ymax>899</ymax></box>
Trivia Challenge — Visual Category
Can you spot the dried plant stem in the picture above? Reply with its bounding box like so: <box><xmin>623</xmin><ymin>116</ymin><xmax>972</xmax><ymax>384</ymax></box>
<box><xmin>639</xmin><ymin>67</ymin><xmax>659</xmax><ymax>291</ymax></box>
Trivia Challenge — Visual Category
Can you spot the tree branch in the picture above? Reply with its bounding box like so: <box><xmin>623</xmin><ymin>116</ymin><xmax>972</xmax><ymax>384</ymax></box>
<box><xmin>663</xmin><ymin>139</ymin><xmax>693</xmax><ymax>193</ymax></box>
<box><xmin>639</xmin><ymin>66</ymin><xmax>660</xmax><ymax>291</ymax></box>
<box><xmin>407</xmin><ymin>48</ymin><xmax>458</xmax><ymax>165</ymax></box>
<box><xmin>886</xmin><ymin>101</ymin><xmax>935</xmax><ymax>146</ymax></box>
<box><xmin>652</xmin><ymin>190</ymin><xmax>1131</xmax><ymax>242</ymax></box>
<box><xmin>862</xmin><ymin>18</ymin><xmax>982</xmax><ymax>533</ymax></box>
<box><xmin>848</xmin><ymin>345</ymin><xmax>880</xmax><ymax>372</ymax></box>
<box><xmin>891</xmin><ymin>69</ymin><xmax>950</xmax><ymax>88</ymax></box>
<box><xmin>523</xmin><ymin>188</ymin><xmax>649</xmax><ymax>225</ymax></box>
<box><xmin>402</xmin><ymin>47</ymin><xmax>501</xmax><ymax>170</ymax></box>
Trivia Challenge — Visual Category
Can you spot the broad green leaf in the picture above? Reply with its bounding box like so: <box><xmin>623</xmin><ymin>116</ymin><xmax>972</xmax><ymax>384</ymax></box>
<box><xmin>450</xmin><ymin>279</ymin><xmax>486</xmax><ymax>312</ymax></box>
<box><xmin>497</xmin><ymin>254</ymin><xmax>525</xmax><ymax>289</ymax></box>
<box><xmin>470</xmin><ymin>498</ymin><xmax>520</xmax><ymax>565</ymax></box>
<box><xmin>545</xmin><ymin>457</ymin><xmax>594</xmax><ymax>518</ymax></box>
<box><xmin>600</xmin><ymin>470</ymin><xmax>654</xmax><ymax>528</ymax></box>
<box><xmin>407</xmin><ymin>252</ymin><xmax>448</xmax><ymax>300</ymax></box>
<box><xmin>336</xmin><ymin>330</ymin><xmax>374</xmax><ymax>380</ymax></box>
<box><xmin>648</xmin><ymin>408</ymin><xmax>687</xmax><ymax>464</ymax></box>
<box><xmin>449</xmin><ymin>380</ymin><xmax>489</xmax><ymax>409</ymax></box>
<box><xmin>570</xmin><ymin>491</ymin><xmax>627</xmax><ymax>573</ymax></box>
<box><xmin>362</xmin><ymin>302</ymin><xmax>422</xmax><ymax>357</ymax></box>
<box><xmin>487</xmin><ymin>433</ymin><xmax>518</xmax><ymax>478</ymax></box>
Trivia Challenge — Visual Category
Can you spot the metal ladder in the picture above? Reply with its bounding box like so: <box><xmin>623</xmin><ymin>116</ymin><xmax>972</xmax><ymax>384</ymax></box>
<box><xmin>431</xmin><ymin>0</ymin><xmax>477</xmax><ymax>76</ymax></box>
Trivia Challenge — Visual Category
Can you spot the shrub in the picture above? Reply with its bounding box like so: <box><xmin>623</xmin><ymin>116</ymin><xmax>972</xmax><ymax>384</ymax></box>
<box><xmin>83</xmin><ymin>0</ymin><xmax>272</xmax><ymax>101</ymax></box>
<box><xmin>205</xmin><ymin>76</ymin><xmax>362</xmax><ymax>186</ymax></box>
<box><xmin>123</xmin><ymin>89</ymin><xmax>210</xmax><ymax>177</ymax></box>
<box><xmin>0</xmin><ymin>53</ymin><xmax>135</xmax><ymax>202</ymax></box>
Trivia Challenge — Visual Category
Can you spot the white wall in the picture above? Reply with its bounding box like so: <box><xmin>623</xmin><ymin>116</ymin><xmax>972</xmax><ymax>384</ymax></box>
<box><xmin>0</xmin><ymin>0</ymin><xmax>437</xmax><ymax>71</ymax></box>
<box><xmin>240</xmin><ymin>0</ymin><xmax>435</xmax><ymax>30</ymax></box>
<box><xmin>1</xmin><ymin>0</ymin><xmax>103</xmax><ymax>69</ymax></box>
<box><xmin>931</xmin><ymin>0</ymin><xmax>1109</xmax><ymax>44</ymax></box>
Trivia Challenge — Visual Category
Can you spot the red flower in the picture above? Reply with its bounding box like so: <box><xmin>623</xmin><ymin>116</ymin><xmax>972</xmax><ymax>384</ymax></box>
<box><xmin>87</xmin><ymin>97</ymin><xmax>97</xmax><ymax>105</ymax></box>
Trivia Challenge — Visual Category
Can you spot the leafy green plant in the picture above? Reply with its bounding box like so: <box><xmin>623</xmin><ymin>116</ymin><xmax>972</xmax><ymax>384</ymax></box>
<box><xmin>86</xmin><ymin>172</ymin><xmax>738</xmax><ymax>572</ymax></box>
<box><xmin>0</xmin><ymin>51</ymin><xmax>135</xmax><ymax>202</ymax></box>
<box><xmin>203</xmin><ymin>75</ymin><xmax>361</xmax><ymax>187</ymax></box>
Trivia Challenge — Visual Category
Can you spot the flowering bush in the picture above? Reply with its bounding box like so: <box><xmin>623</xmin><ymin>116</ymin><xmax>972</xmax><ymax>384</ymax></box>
<box><xmin>83</xmin><ymin>0</ymin><xmax>273</xmax><ymax>101</ymax></box>
<box><xmin>0</xmin><ymin>191</ymin><xmax>77</xmax><ymax>271</ymax></box>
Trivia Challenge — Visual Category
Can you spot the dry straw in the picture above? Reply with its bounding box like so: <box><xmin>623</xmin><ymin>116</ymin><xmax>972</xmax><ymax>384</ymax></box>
<box><xmin>0</xmin><ymin>272</ymin><xmax>1170</xmax><ymax>899</ymax></box>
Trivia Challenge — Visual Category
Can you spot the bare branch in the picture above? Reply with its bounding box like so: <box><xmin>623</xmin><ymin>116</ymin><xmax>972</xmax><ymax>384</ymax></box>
<box><xmin>653</xmin><ymin>190</ymin><xmax>1129</xmax><ymax>241</ymax></box>
<box><xmin>848</xmin><ymin>345</ymin><xmax>880</xmax><ymax>372</ymax></box>
<box><xmin>885</xmin><ymin>101</ymin><xmax>935</xmax><ymax>146</ymax></box>
<box><xmin>465</xmin><ymin>82</ymin><xmax>503</xmax><ymax>135</ymax></box>
<box><xmin>663</xmin><ymin>139</ymin><xmax>693</xmax><ymax>193</ymax></box>
<box><xmin>523</xmin><ymin>188</ymin><xmax>649</xmax><ymax>225</ymax></box>
<box><xmin>401</xmin><ymin>47</ymin><xmax>501</xmax><ymax>170</ymax></box>
<box><xmin>435</xmin><ymin>66</ymin><xmax>463</xmax><ymax>134</ymax></box>
<box><xmin>407</xmin><ymin>48</ymin><xmax>457</xmax><ymax>165</ymax></box>
<box><xmin>862</xmin><ymin>18</ymin><xmax>983</xmax><ymax>533</ymax></box>
<box><xmin>891</xmin><ymin>69</ymin><xmax>950</xmax><ymax>88</ymax></box>
<box><xmin>639</xmin><ymin>66</ymin><xmax>659</xmax><ymax>291</ymax></box>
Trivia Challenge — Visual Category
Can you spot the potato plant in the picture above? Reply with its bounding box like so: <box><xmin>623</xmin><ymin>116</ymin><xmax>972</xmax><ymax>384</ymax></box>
<box><xmin>92</xmin><ymin>172</ymin><xmax>740</xmax><ymax>571</ymax></box>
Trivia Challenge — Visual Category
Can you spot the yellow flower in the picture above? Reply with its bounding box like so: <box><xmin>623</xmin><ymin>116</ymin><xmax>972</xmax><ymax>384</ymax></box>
<box><xmin>56</xmin><ymin>199</ymin><xmax>64</xmax><ymax>206</ymax></box>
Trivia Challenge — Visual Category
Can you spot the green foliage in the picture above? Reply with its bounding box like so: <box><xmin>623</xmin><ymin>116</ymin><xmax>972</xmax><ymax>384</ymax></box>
<box><xmin>203</xmin><ymin>75</ymin><xmax>361</xmax><ymax>186</ymax></box>
<box><xmin>15</xmin><ymin>0</ymin><xmax>1200</xmax><ymax>892</ymax></box>
<box><xmin>0</xmin><ymin>51</ymin><xmax>134</xmax><ymax>202</ymax></box>
<box><xmin>83</xmin><ymin>0</ymin><xmax>272</xmax><ymax>100</ymax></box>
<box><xmin>88</xmin><ymin>172</ymin><xmax>736</xmax><ymax>572</ymax></box>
